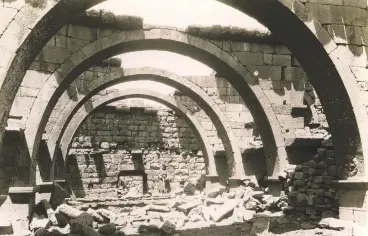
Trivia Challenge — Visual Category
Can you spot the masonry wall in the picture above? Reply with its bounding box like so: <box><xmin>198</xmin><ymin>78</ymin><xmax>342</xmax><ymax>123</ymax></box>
<box><xmin>9</xmin><ymin>20</ymin><xmax>327</xmax><ymax>152</ymax></box>
<box><xmin>65</xmin><ymin>103</ymin><xmax>208</xmax><ymax>197</ymax></box>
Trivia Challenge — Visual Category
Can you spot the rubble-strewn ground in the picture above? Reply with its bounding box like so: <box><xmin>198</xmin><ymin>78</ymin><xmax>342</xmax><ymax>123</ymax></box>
<box><xmin>16</xmin><ymin>177</ymin><xmax>362</xmax><ymax>236</ymax></box>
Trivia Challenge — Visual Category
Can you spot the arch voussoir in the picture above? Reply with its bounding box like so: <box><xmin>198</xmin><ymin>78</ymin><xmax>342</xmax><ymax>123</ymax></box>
<box><xmin>47</xmin><ymin>67</ymin><xmax>245</xmax><ymax>181</ymax></box>
<box><xmin>25</xmin><ymin>28</ymin><xmax>285</xmax><ymax>184</ymax></box>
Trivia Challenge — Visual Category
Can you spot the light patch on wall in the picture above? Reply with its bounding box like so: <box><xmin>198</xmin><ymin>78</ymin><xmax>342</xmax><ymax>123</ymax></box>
<box><xmin>117</xmin><ymin>51</ymin><xmax>214</xmax><ymax>76</ymax></box>
<box><xmin>92</xmin><ymin>0</ymin><xmax>268</xmax><ymax>32</ymax></box>
<box><xmin>109</xmin><ymin>80</ymin><xmax>176</xmax><ymax>95</ymax></box>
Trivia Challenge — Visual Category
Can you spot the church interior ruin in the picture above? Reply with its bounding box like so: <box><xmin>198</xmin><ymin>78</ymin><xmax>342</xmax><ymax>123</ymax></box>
<box><xmin>1</xmin><ymin>0</ymin><xmax>368</xmax><ymax>235</ymax></box>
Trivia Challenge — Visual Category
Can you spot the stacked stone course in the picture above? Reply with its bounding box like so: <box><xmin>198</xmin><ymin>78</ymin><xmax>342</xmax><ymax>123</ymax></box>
<box><xmin>280</xmin><ymin>139</ymin><xmax>338</xmax><ymax>220</ymax></box>
<box><xmin>66</xmin><ymin>102</ymin><xmax>208</xmax><ymax>197</ymax></box>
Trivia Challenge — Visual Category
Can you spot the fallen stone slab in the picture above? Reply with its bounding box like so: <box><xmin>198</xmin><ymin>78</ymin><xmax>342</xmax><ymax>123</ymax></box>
<box><xmin>41</xmin><ymin>199</ymin><xmax>58</xmax><ymax>226</ymax></box>
<box><xmin>70</xmin><ymin>212</ymin><xmax>94</xmax><ymax>228</ymax></box>
<box><xmin>111</xmin><ymin>216</ymin><xmax>128</xmax><ymax>226</ymax></box>
<box><xmin>211</xmin><ymin>200</ymin><xmax>239</xmax><ymax>222</ymax></box>
<box><xmin>98</xmin><ymin>223</ymin><xmax>116</xmax><ymax>235</ymax></box>
<box><xmin>97</xmin><ymin>209</ymin><xmax>118</xmax><ymax>221</ymax></box>
<box><xmin>129</xmin><ymin>207</ymin><xmax>147</xmax><ymax>216</ymax></box>
<box><xmin>47</xmin><ymin>225</ymin><xmax>71</xmax><ymax>235</ymax></box>
<box><xmin>30</xmin><ymin>214</ymin><xmax>51</xmax><ymax>231</ymax></box>
<box><xmin>35</xmin><ymin>228</ymin><xmax>49</xmax><ymax>236</ymax></box>
<box><xmin>57</xmin><ymin>204</ymin><xmax>83</xmax><ymax>218</ymax></box>
<box><xmin>50</xmin><ymin>183</ymin><xmax>70</xmax><ymax>209</ymax></box>
<box><xmin>183</xmin><ymin>182</ymin><xmax>196</xmax><ymax>195</ymax></box>
<box><xmin>177</xmin><ymin>200</ymin><xmax>202</xmax><ymax>212</ymax></box>
<box><xmin>206</xmin><ymin>186</ymin><xmax>225</xmax><ymax>198</ymax></box>
<box><xmin>318</xmin><ymin>218</ymin><xmax>356</xmax><ymax>231</ymax></box>
<box><xmin>254</xmin><ymin>211</ymin><xmax>284</xmax><ymax>219</ymax></box>
<box><xmin>252</xmin><ymin>191</ymin><xmax>264</xmax><ymax>199</ymax></box>
<box><xmin>87</xmin><ymin>208</ymin><xmax>105</xmax><ymax>223</ymax></box>
<box><xmin>205</xmin><ymin>198</ymin><xmax>224</xmax><ymax>205</ymax></box>
<box><xmin>161</xmin><ymin>221</ymin><xmax>176</xmax><ymax>234</ymax></box>
<box><xmin>138</xmin><ymin>224</ymin><xmax>160</xmax><ymax>233</ymax></box>
<box><xmin>146</xmin><ymin>204</ymin><xmax>171</xmax><ymax>212</ymax></box>
<box><xmin>55</xmin><ymin>211</ymin><xmax>70</xmax><ymax>227</ymax></box>
<box><xmin>81</xmin><ymin>225</ymin><xmax>102</xmax><ymax>236</ymax></box>
<box><xmin>188</xmin><ymin>206</ymin><xmax>204</xmax><ymax>222</ymax></box>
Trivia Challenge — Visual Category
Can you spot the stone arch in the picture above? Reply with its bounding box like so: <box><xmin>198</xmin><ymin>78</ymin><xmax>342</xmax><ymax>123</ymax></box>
<box><xmin>24</xmin><ymin>28</ymin><xmax>286</xmax><ymax>185</ymax></box>
<box><xmin>0</xmin><ymin>0</ymin><xmax>364</xmax><ymax>181</ymax></box>
<box><xmin>46</xmin><ymin>67</ymin><xmax>244</xmax><ymax>180</ymax></box>
<box><xmin>60</xmin><ymin>88</ymin><xmax>218</xmax><ymax>178</ymax></box>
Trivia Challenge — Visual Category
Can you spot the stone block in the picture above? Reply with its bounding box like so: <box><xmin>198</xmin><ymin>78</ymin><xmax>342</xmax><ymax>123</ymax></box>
<box><xmin>98</xmin><ymin>223</ymin><xmax>116</xmax><ymax>235</ymax></box>
<box><xmin>274</xmin><ymin>45</ymin><xmax>291</xmax><ymax>54</ymax></box>
<box><xmin>233</xmin><ymin>52</ymin><xmax>263</xmax><ymax>65</ymax></box>
<box><xmin>246</xmin><ymin>65</ymin><xmax>282</xmax><ymax>81</ymax></box>
<box><xmin>306</xmin><ymin>3</ymin><xmax>366</xmax><ymax>26</ymax></box>
<box><xmin>55</xmin><ymin>36</ymin><xmax>90</xmax><ymax>53</ymax></box>
<box><xmin>211</xmin><ymin>200</ymin><xmax>239</xmax><ymax>222</ymax></box>
<box><xmin>230</xmin><ymin>42</ymin><xmax>250</xmax><ymax>52</ymax></box>
<box><xmin>0</xmin><ymin>7</ymin><xmax>17</xmax><ymax>36</ymax></box>
<box><xmin>283</xmin><ymin>67</ymin><xmax>306</xmax><ymax>82</ymax></box>
<box><xmin>344</xmin><ymin>0</ymin><xmax>367</xmax><ymax>8</ymax></box>
<box><xmin>57</xmin><ymin>204</ymin><xmax>83</xmax><ymax>218</ymax></box>
<box><xmin>177</xmin><ymin>200</ymin><xmax>202</xmax><ymax>212</ymax></box>
<box><xmin>68</xmin><ymin>24</ymin><xmax>97</xmax><ymax>41</ymax></box>
<box><xmin>36</xmin><ymin>46</ymin><xmax>73</xmax><ymax>64</ymax></box>
<box><xmin>272</xmin><ymin>54</ymin><xmax>292</xmax><ymax>66</ymax></box>
<box><xmin>250</xmin><ymin>43</ymin><xmax>274</xmax><ymax>53</ymax></box>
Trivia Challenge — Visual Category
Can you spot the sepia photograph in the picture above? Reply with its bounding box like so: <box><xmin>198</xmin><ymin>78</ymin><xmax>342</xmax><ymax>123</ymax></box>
<box><xmin>0</xmin><ymin>0</ymin><xmax>366</xmax><ymax>235</ymax></box>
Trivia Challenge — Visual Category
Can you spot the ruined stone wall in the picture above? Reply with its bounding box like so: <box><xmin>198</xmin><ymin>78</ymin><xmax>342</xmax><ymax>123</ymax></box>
<box><xmin>280</xmin><ymin>139</ymin><xmax>338</xmax><ymax>220</ymax></box>
<box><xmin>10</xmin><ymin>21</ymin><xmax>325</xmax><ymax>150</ymax></box>
<box><xmin>66</xmin><ymin>103</ymin><xmax>207</xmax><ymax>197</ymax></box>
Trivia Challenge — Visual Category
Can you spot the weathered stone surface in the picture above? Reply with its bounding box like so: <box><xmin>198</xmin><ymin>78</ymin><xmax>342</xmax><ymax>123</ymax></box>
<box><xmin>41</xmin><ymin>200</ymin><xmax>58</xmax><ymax>226</ymax></box>
<box><xmin>30</xmin><ymin>214</ymin><xmax>51</xmax><ymax>231</ymax></box>
<box><xmin>161</xmin><ymin>221</ymin><xmax>176</xmax><ymax>234</ymax></box>
<box><xmin>318</xmin><ymin>218</ymin><xmax>353</xmax><ymax>231</ymax></box>
<box><xmin>70</xmin><ymin>212</ymin><xmax>93</xmax><ymax>228</ymax></box>
<box><xmin>146</xmin><ymin>204</ymin><xmax>171</xmax><ymax>213</ymax></box>
<box><xmin>97</xmin><ymin>209</ymin><xmax>117</xmax><ymax>221</ymax></box>
<box><xmin>98</xmin><ymin>223</ymin><xmax>116</xmax><ymax>235</ymax></box>
<box><xmin>183</xmin><ymin>182</ymin><xmax>196</xmax><ymax>195</ymax></box>
<box><xmin>57</xmin><ymin>204</ymin><xmax>83</xmax><ymax>218</ymax></box>
<box><xmin>206</xmin><ymin>186</ymin><xmax>225</xmax><ymax>198</ymax></box>
<box><xmin>50</xmin><ymin>184</ymin><xmax>69</xmax><ymax>209</ymax></box>
<box><xmin>177</xmin><ymin>200</ymin><xmax>202</xmax><ymax>212</ymax></box>
<box><xmin>47</xmin><ymin>225</ymin><xmax>70</xmax><ymax>235</ymax></box>
<box><xmin>211</xmin><ymin>200</ymin><xmax>238</xmax><ymax>222</ymax></box>
<box><xmin>87</xmin><ymin>208</ymin><xmax>104</xmax><ymax>223</ymax></box>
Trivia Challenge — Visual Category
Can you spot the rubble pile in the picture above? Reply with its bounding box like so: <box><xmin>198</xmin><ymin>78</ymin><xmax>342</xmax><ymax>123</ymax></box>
<box><xmin>29</xmin><ymin>177</ymin><xmax>289</xmax><ymax>235</ymax></box>
<box><xmin>278</xmin><ymin>140</ymin><xmax>339</xmax><ymax>220</ymax></box>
